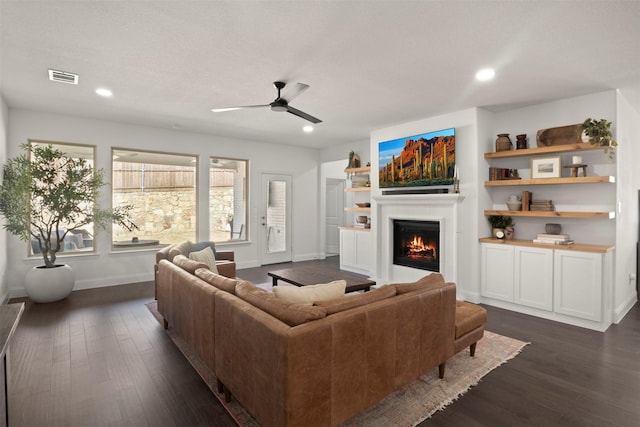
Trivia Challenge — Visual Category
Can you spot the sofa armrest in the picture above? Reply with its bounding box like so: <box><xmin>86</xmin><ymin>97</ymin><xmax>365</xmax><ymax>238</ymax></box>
<box><xmin>216</xmin><ymin>261</ymin><xmax>236</xmax><ymax>278</ymax></box>
<box><xmin>216</xmin><ymin>250</ymin><xmax>234</xmax><ymax>261</ymax></box>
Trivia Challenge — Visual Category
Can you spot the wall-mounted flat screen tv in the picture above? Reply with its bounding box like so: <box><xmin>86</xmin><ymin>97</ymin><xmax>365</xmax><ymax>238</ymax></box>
<box><xmin>379</xmin><ymin>127</ymin><xmax>455</xmax><ymax>189</ymax></box>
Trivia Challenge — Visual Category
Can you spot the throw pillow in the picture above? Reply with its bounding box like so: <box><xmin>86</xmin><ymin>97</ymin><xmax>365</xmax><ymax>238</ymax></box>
<box><xmin>189</xmin><ymin>241</ymin><xmax>217</xmax><ymax>257</ymax></box>
<box><xmin>189</xmin><ymin>246</ymin><xmax>218</xmax><ymax>274</ymax></box>
<box><xmin>173</xmin><ymin>254</ymin><xmax>208</xmax><ymax>274</ymax></box>
<box><xmin>272</xmin><ymin>280</ymin><xmax>346</xmax><ymax>305</ymax></box>
<box><xmin>315</xmin><ymin>285</ymin><xmax>397</xmax><ymax>315</ymax></box>
<box><xmin>394</xmin><ymin>273</ymin><xmax>445</xmax><ymax>294</ymax></box>
<box><xmin>235</xmin><ymin>281</ymin><xmax>326</xmax><ymax>327</ymax></box>
<box><xmin>195</xmin><ymin>268</ymin><xmax>239</xmax><ymax>294</ymax></box>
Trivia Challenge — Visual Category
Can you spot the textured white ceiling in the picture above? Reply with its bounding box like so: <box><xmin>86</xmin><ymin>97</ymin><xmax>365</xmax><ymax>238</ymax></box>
<box><xmin>1</xmin><ymin>1</ymin><xmax>639</xmax><ymax>149</ymax></box>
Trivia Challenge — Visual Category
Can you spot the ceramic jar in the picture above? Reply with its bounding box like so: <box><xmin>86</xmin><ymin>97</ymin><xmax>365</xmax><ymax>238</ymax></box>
<box><xmin>495</xmin><ymin>134</ymin><xmax>512</xmax><ymax>152</ymax></box>
<box><xmin>516</xmin><ymin>134</ymin><xmax>527</xmax><ymax>149</ymax></box>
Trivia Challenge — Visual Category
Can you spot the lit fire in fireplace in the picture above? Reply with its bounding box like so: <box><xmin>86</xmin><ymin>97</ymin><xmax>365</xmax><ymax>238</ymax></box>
<box><xmin>404</xmin><ymin>235</ymin><xmax>437</xmax><ymax>260</ymax></box>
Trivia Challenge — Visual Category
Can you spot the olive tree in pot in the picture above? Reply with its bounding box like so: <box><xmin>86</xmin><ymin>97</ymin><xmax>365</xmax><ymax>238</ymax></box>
<box><xmin>0</xmin><ymin>143</ymin><xmax>137</xmax><ymax>303</ymax></box>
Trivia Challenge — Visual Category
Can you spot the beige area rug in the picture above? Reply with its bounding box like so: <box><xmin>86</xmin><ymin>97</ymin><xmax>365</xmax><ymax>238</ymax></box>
<box><xmin>146</xmin><ymin>301</ymin><xmax>528</xmax><ymax>426</ymax></box>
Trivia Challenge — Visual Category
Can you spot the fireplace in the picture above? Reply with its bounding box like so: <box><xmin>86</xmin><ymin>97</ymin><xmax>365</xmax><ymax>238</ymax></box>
<box><xmin>393</xmin><ymin>219</ymin><xmax>440</xmax><ymax>272</ymax></box>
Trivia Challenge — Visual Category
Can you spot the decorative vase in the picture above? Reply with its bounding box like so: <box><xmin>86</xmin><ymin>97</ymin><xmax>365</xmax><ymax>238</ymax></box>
<box><xmin>23</xmin><ymin>264</ymin><xmax>75</xmax><ymax>303</ymax></box>
<box><xmin>516</xmin><ymin>134</ymin><xmax>528</xmax><ymax>149</ymax></box>
<box><xmin>495</xmin><ymin>134</ymin><xmax>512</xmax><ymax>152</ymax></box>
<box><xmin>545</xmin><ymin>223</ymin><xmax>562</xmax><ymax>234</ymax></box>
<box><xmin>504</xmin><ymin>226</ymin><xmax>515</xmax><ymax>240</ymax></box>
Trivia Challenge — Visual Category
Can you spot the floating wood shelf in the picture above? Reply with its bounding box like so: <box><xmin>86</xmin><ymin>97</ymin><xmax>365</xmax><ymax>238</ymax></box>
<box><xmin>344</xmin><ymin>207</ymin><xmax>371</xmax><ymax>212</ymax></box>
<box><xmin>484</xmin><ymin>176</ymin><xmax>615</xmax><ymax>186</ymax></box>
<box><xmin>478</xmin><ymin>237</ymin><xmax>614</xmax><ymax>253</ymax></box>
<box><xmin>484</xmin><ymin>143</ymin><xmax>600</xmax><ymax>159</ymax></box>
<box><xmin>338</xmin><ymin>226</ymin><xmax>371</xmax><ymax>232</ymax></box>
<box><xmin>484</xmin><ymin>210</ymin><xmax>615</xmax><ymax>219</ymax></box>
<box><xmin>344</xmin><ymin>166</ymin><xmax>371</xmax><ymax>173</ymax></box>
<box><xmin>345</xmin><ymin>187</ymin><xmax>371</xmax><ymax>192</ymax></box>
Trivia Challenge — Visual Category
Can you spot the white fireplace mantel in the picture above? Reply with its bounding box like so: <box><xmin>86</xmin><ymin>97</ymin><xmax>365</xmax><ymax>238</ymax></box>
<box><xmin>372</xmin><ymin>193</ymin><xmax>465</xmax><ymax>285</ymax></box>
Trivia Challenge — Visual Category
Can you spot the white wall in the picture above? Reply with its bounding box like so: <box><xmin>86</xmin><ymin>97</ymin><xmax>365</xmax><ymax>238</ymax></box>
<box><xmin>6</xmin><ymin>109</ymin><xmax>321</xmax><ymax>297</ymax></box>
<box><xmin>614</xmin><ymin>85</ymin><xmax>640</xmax><ymax>321</ymax></box>
<box><xmin>0</xmin><ymin>96</ymin><xmax>8</xmax><ymax>304</ymax></box>
<box><xmin>490</xmin><ymin>91</ymin><xmax>617</xmax><ymax>245</ymax></box>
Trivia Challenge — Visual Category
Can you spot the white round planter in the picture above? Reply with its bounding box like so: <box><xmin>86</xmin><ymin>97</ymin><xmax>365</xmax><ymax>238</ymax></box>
<box><xmin>23</xmin><ymin>264</ymin><xmax>75</xmax><ymax>303</ymax></box>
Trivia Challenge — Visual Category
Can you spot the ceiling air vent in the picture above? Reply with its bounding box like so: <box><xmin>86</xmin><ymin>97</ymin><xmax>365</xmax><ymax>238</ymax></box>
<box><xmin>48</xmin><ymin>69</ymin><xmax>79</xmax><ymax>85</ymax></box>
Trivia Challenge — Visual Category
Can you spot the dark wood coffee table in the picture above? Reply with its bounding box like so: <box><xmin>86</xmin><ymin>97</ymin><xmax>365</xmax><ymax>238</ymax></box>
<box><xmin>268</xmin><ymin>266</ymin><xmax>375</xmax><ymax>293</ymax></box>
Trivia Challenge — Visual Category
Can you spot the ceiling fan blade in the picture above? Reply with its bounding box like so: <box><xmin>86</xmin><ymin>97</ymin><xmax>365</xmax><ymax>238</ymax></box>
<box><xmin>281</xmin><ymin>83</ymin><xmax>309</xmax><ymax>102</ymax></box>
<box><xmin>286</xmin><ymin>105</ymin><xmax>322</xmax><ymax>124</ymax></box>
<box><xmin>211</xmin><ymin>104</ymin><xmax>269</xmax><ymax>112</ymax></box>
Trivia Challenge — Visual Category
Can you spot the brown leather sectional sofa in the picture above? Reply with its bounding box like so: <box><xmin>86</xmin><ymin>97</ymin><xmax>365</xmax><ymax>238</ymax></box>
<box><xmin>156</xmin><ymin>246</ymin><xmax>459</xmax><ymax>427</ymax></box>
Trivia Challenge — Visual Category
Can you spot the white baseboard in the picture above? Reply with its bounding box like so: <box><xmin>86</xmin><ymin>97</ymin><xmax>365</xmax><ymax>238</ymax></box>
<box><xmin>614</xmin><ymin>293</ymin><xmax>638</xmax><ymax>324</ymax></box>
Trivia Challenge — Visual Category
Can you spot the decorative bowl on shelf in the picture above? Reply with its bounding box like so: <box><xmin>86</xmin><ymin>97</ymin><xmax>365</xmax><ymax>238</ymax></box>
<box><xmin>355</xmin><ymin>202</ymin><xmax>371</xmax><ymax>208</ymax></box>
<box><xmin>356</xmin><ymin>216</ymin><xmax>368</xmax><ymax>224</ymax></box>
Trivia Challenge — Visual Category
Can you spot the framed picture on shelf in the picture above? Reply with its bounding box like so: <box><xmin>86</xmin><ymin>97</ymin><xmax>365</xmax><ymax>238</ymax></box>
<box><xmin>531</xmin><ymin>156</ymin><xmax>561</xmax><ymax>179</ymax></box>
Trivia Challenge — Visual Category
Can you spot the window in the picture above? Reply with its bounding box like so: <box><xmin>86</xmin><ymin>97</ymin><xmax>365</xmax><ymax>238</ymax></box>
<box><xmin>28</xmin><ymin>140</ymin><xmax>97</xmax><ymax>256</ymax></box>
<box><xmin>210</xmin><ymin>157</ymin><xmax>247</xmax><ymax>243</ymax></box>
<box><xmin>112</xmin><ymin>149</ymin><xmax>197</xmax><ymax>248</ymax></box>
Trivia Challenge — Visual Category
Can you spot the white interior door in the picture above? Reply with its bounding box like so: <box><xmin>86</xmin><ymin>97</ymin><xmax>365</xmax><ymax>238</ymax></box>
<box><xmin>260</xmin><ymin>173</ymin><xmax>292</xmax><ymax>265</ymax></box>
<box><xmin>325</xmin><ymin>178</ymin><xmax>345</xmax><ymax>255</ymax></box>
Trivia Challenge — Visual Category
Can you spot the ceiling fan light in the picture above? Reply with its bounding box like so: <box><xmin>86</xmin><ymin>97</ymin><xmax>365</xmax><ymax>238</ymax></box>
<box><xmin>271</xmin><ymin>104</ymin><xmax>287</xmax><ymax>112</ymax></box>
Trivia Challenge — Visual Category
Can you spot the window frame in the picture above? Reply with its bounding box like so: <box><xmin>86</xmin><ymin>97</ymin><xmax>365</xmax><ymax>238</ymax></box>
<box><xmin>209</xmin><ymin>156</ymin><xmax>249</xmax><ymax>244</ymax></box>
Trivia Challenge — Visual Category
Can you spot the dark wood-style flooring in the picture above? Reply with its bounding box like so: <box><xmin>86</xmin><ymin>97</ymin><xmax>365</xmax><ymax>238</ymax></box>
<box><xmin>8</xmin><ymin>256</ymin><xmax>640</xmax><ymax>426</ymax></box>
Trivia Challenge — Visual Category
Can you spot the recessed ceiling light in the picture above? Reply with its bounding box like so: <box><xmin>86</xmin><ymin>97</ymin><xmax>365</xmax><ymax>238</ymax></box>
<box><xmin>475</xmin><ymin>68</ymin><xmax>495</xmax><ymax>82</ymax></box>
<box><xmin>95</xmin><ymin>88</ymin><xmax>113</xmax><ymax>97</ymax></box>
<box><xmin>303</xmin><ymin>125</ymin><xmax>314</xmax><ymax>133</ymax></box>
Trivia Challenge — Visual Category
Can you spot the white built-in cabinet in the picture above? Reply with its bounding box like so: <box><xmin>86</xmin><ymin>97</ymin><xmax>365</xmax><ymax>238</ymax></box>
<box><xmin>480</xmin><ymin>241</ymin><xmax>612</xmax><ymax>331</ymax></box>
<box><xmin>339</xmin><ymin>229</ymin><xmax>371</xmax><ymax>275</ymax></box>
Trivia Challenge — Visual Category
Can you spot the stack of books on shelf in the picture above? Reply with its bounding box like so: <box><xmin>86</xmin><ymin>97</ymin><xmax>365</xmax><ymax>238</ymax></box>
<box><xmin>488</xmin><ymin>167</ymin><xmax>520</xmax><ymax>181</ymax></box>
<box><xmin>353</xmin><ymin>223</ymin><xmax>370</xmax><ymax>229</ymax></box>
<box><xmin>533</xmin><ymin>233</ymin><xmax>574</xmax><ymax>245</ymax></box>
<box><xmin>530</xmin><ymin>200</ymin><xmax>554</xmax><ymax>211</ymax></box>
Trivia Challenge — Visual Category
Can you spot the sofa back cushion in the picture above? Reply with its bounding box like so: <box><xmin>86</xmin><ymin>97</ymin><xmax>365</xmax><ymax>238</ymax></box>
<box><xmin>235</xmin><ymin>281</ymin><xmax>327</xmax><ymax>327</ymax></box>
<box><xmin>315</xmin><ymin>285</ymin><xmax>397</xmax><ymax>315</ymax></box>
<box><xmin>189</xmin><ymin>246</ymin><xmax>219</xmax><ymax>274</ymax></box>
<box><xmin>168</xmin><ymin>241</ymin><xmax>191</xmax><ymax>261</ymax></box>
<box><xmin>394</xmin><ymin>273</ymin><xmax>445</xmax><ymax>294</ymax></box>
<box><xmin>172</xmin><ymin>254</ymin><xmax>208</xmax><ymax>274</ymax></box>
<box><xmin>272</xmin><ymin>280</ymin><xmax>346</xmax><ymax>305</ymax></box>
<box><xmin>195</xmin><ymin>268</ymin><xmax>241</xmax><ymax>294</ymax></box>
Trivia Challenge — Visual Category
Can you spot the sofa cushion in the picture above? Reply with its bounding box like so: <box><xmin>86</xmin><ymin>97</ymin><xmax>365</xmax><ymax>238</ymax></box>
<box><xmin>455</xmin><ymin>301</ymin><xmax>488</xmax><ymax>339</ymax></box>
<box><xmin>315</xmin><ymin>285</ymin><xmax>397</xmax><ymax>315</ymax></box>
<box><xmin>168</xmin><ymin>241</ymin><xmax>191</xmax><ymax>261</ymax></box>
<box><xmin>394</xmin><ymin>273</ymin><xmax>445</xmax><ymax>294</ymax></box>
<box><xmin>189</xmin><ymin>241</ymin><xmax>218</xmax><ymax>257</ymax></box>
<box><xmin>195</xmin><ymin>268</ymin><xmax>240</xmax><ymax>294</ymax></box>
<box><xmin>236</xmin><ymin>281</ymin><xmax>327</xmax><ymax>326</ymax></box>
<box><xmin>172</xmin><ymin>254</ymin><xmax>208</xmax><ymax>274</ymax></box>
<box><xmin>272</xmin><ymin>280</ymin><xmax>346</xmax><ymax>305</ymax></box>
<box><xmin>189</xmin><ymin>246</ymin><xmax>219</xmax><ymax>274</ymax></box>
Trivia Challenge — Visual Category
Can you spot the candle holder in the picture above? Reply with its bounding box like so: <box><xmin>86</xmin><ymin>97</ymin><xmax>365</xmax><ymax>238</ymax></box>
<box><xmin>453</xmin><ymin>177</ymin><xmax>460</xmax><ymax>193</ymax></box>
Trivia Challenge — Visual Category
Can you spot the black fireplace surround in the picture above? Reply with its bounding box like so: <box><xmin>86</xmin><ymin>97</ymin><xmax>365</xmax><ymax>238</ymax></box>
<box><xmin>393</xmin><ymin>219</ymin><xmax>440</xmax><ymax>272</ymax></box>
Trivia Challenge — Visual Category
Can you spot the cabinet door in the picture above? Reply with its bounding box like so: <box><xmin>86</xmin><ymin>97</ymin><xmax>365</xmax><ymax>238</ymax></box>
<box><xmin>514</xmin><ymin>246</ymin><xmax>553</xmax><ymax>311</ymax></box>
<box><xmin>554</xmin><ymin>250</ymin><xmax>603</xmax><ymax>321</ymax></box>
<box><xmin>340</xmin><ymin>229</ymin><xmax>356</xmax><ymax>267</ymax></box>
<box><xmin>354</xmin><ymin>231</ymin><xmax>371</xmax><ymax>272</ymax></box>
<box><xmin>481</xmin><ymin>243</ymin><xmax>514</xmax><ymax>302</ymax></box>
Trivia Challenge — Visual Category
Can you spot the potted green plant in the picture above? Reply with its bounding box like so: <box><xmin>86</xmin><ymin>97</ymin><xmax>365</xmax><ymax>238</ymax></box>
<box><xmin>0</xmin><ymin>143</ymin><xmax>137</xmax><ymax>303</ymax></box>
<box><xmin>582</xmin><ymin>118</ymin><xmax>617</xmax><ymax>160</ymax></box>
<box><xmin>488</xmin><ymin>215</ymin><xmax>514</xmax><ymax>239</ymax></box>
